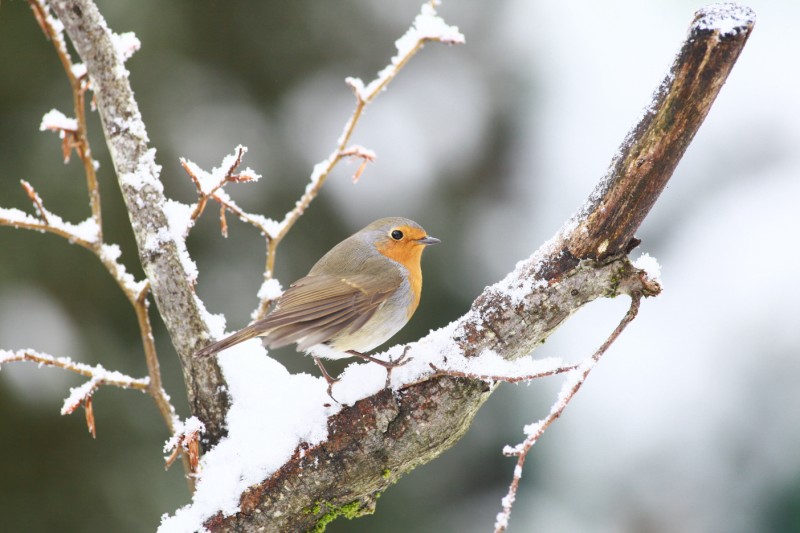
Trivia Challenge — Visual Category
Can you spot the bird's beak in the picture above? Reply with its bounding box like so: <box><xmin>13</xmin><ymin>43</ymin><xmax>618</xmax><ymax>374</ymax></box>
<box><xmin>417</xmin><ymin>235</ymin><xmax>441</xmax><ymax>246</ymax></box>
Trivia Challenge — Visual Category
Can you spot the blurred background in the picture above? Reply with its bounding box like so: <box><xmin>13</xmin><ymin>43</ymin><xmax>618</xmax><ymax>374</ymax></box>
<box><xmin>1</xmin><ymin>0</ymin><xmax>798</xmax><ymax>531</ymax></box>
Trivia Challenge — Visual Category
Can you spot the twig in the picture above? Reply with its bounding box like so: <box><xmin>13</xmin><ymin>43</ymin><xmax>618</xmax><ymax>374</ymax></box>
<box><xmin>493</xmin><ymin>293</ymin><xmax>642</xmax><ymax>533</ymax></box>
<box><xmin>339</xmin><ymin>145</ymin><xmax>376</xmax><ymax>183</ymax></box>
<box><xmin>428</xmin><ymin>362</ymin><xmax>579</xmax><ymax>383</ymax></box>
<box><xmin>21</xmin><ymin>179</ymin><xmax>51</xmax><ymax>224</ymax></box>
<box><xmin>181</xmin><ymin>149</ymin><xmax>267</xmax><ymax>240</ymax></box>
<box><xmin>252</xmin><ymin>2</ymin><xmax>464</xmax><ymax>320</ymax></box>
<box><xmin>0</xmin><ymin>349</ymin><xmax>150</xmax><ymax>439</ymax></box>
<box><xmin>0</xmin><ymin>202</ymin><xmax>97</xmax><ymax>250</ymax></box>
<box><xmin>29</xmin><ymin>0</ymin><xmax>102</xmax><ymax>239</ymax></box>
<box><xmin>135</xmin><ymin>283</ymin><xmax>176</xmax><ymax>426</ymax></box>
<box><xmin>0</xmin><ymin>348</ymin><xmax>150</xmax><ymax>439</ymax></box>
<box><xmin>164</xmin><ymin>417</ymin><xmax>205</xmax><ymax>475</ymax></box>
<box><xmin>0</xmin><ymin>349</ymin><xmax>150</xmax><ymax>390</ymax></box>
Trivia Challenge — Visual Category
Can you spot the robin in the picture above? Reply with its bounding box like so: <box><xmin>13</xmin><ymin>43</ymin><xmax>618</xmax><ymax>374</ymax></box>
<box><xmin>195</xmin><ymin>217</ymin><xmax>440</xmax><ymax>385</ymax></box>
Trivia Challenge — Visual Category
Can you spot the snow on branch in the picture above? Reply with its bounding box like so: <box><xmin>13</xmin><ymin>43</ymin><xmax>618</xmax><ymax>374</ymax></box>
<box><xmin>345</xmin><ymin>3</ymin><xmax>465</xmax><ymax>102</ymax></box>
<box><xmin>0</xmin><ymin>349</ymin><xmax>150</xmax><ymax>390</ymax></box>
<box><xmin>181</xmin><ymin>146</ymin><xmax>272</xmax><ymax>241</ymax></box>
<box><xmin>45</xmin><ymin>0</ymin><xmax>232</xmax><ymax>444</ymax></box>
<box><xmin>0</xmin><ymin>349</ymin><xmax>150</xmax><ymax>437</ymax></box>
<box><xmin>164</xmin><ymin>416</ymin><xmax>205</xmax><ymax>474</ymax></box>
<box><xmin>0</xmin><ymin>180</ymin><xmax>100</xmax><ymax>247</ymax></box>
<box><xmin>40</xmin><ymin>108</ymin><xmax>78</xmax><ymax>134</ymax></box>
<box><xmin>494</xmin><ymin>292</ymin><xmax>645</xmax><ymax>532</ymax></box>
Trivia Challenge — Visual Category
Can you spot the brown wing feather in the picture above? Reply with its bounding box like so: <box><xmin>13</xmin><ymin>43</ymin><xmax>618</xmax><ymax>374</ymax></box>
<box><xmin>194</xmin><ymin>271</ymin><xmax>400</xmax><ymax>357</ymax></box>
<box><xmin>258</xmin><ymin>273</ymin><xmax>396</xmax><ymax>350</ymax></box>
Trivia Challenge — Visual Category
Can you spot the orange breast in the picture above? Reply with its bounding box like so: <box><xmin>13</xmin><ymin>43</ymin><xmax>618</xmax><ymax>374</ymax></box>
<box><xmin>376</xmin><ymin>241</ymin><xmax>424</xmax><ymax>318</ymax></box>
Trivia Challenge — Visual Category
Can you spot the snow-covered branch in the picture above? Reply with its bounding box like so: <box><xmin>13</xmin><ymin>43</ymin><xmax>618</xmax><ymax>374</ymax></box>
<box><xmin>45</xmin><ymin>0</ymin><xmax>231</xmax><ymax>445</ymax></box>
<box><xmin>494</xmin><ymin>290</ymin><xmax>645</xmax><ymax>532</ymax></box>
<box><xmin>0</xmin><ymin>349</ymin><xmax>150</xmax><ymax>437</ymax></box>
<box><xmin>182</xmin><ymin>4</ymin><xmax>753</xmax><ymax>531</ymax></box>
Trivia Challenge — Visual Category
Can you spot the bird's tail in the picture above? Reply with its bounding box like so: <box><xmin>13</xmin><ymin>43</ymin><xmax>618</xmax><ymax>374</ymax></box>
<box><xmin>193</xmin><ymin>323</ymin><xmax>263</xmax><ymax>358</ymax></box>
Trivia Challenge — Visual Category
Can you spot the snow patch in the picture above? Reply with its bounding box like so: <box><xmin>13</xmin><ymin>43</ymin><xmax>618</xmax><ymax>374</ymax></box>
<box><xmin>40</xmin><ymin>109</ymin><xmax>77</xmax><ymax>133</ymax></box>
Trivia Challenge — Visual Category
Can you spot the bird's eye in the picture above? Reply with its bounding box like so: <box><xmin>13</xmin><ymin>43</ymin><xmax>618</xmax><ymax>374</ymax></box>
<box><xmin>390</xmin><ymin>229</ymin><xmax>404</xmax><ymax>241</ymax></box>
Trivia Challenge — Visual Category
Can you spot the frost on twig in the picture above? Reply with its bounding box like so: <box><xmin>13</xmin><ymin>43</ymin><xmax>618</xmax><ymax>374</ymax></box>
<box><xmin>345</xmin><ymin>3</ymin><xmax>465</xmax><ymax>102</ymax></box>
<box><xmin>339</xmin><ymin>145</ymin><xmax>376</xmax><ymax>183</ymax></box>
<box><xmin>0</xmin><ymin>349</ymin><xmax>150</xmax><ymax>437</ymax></box>
<box><xmin>40</xmin><ymin>109</ymin><xmax>81</xmax><ymax>162</ymax></box>
<box><xmin>164</xmin><ymin>416</ymin><xmax>205</xmax><ymax>474</ymax></box>
<box><xmin>181</xmin><ymin>145</ymin><xmax>270</xmax><ymax>240</ymax></box>
<box><xmin>493</xmin><ymin>284</ymin><xmax>653</xmax><ymax>533</ymax></box>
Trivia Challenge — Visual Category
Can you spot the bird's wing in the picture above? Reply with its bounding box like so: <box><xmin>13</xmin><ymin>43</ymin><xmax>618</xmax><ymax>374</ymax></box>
<box><xmin>256</xmin><ymin>272</ymin><xmax>401</xmax><ymax>351</ymax></box>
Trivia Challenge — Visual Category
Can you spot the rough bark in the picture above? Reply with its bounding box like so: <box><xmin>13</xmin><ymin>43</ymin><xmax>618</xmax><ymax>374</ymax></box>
<box><xmin>47</xmin><ymin>0</ymin><xmax>230</xmax><ymax>445</ymax></box>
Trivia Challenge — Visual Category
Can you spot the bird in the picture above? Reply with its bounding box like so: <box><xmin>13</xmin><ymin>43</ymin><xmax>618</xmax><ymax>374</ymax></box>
<box><xmin>194</xmin><ymin>217</ymin><xmax>440</xmax><ymax>385</ymax></box>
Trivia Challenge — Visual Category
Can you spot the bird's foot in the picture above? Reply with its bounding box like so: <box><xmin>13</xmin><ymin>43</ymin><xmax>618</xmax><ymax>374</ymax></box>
<box><xmin>347</xmin><ymin>347</ymin><xmax>412</xmax><ymax>388</ymax></box>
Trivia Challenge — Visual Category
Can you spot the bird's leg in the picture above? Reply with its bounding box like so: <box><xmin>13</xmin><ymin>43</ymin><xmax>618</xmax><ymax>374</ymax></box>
<box><xmin>313</xmin><ymin>357</ymin><xmax>340</xmax><ymax>398</ymax></box>
<box><xmin>347</xmin><ymin>347</ymin><xmax>412</xmax><ymax>388</ymax></box>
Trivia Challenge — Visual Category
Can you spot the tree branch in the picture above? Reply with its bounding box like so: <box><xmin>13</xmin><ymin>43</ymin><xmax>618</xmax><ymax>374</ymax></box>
<box><xmin>45</xmin><ymin>0</ymin><xmax>230</xmax><ymax>445</ymax></box>
<box><xmin>567</xmin><ymin>5</ymin><xmax>755</xmax><ymax>261</ymax></box>
<box><xmin>200</xmin><ymin>5</ymin><xmax>754</xmax><ymax>531</ymax></box>
<box><xmin>494</xmin><ymin>290</ymin><xmax>645</xmax><ymax>533</ymax></box>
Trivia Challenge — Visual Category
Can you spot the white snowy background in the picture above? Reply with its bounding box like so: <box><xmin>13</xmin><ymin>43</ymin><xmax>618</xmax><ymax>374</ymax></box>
<box><xmin>0</xmin><ymin>0</ymin><xmax>797</xmax><ymax>532</ymax></box>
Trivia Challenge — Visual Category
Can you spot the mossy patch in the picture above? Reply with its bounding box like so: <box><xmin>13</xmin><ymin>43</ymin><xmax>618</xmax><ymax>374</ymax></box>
<box><xmin>307</xmin><ymin>500</ymin><xmax>372</xmax><ymax>532</ymax></box>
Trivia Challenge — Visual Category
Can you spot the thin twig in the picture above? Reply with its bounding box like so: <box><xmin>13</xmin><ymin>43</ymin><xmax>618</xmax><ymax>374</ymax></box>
<box><xmin>428</xmin><ymin>362</ymin><xmax>580</xmax><ymax>383</ymax></box>
<box><xmin>0</xmin><ymin>349</ymin><xmax>147</xmax><ymax>439</ymax></box>
<box><xmin>252</xmin><ymin>4</ymin><xmax>464</xmax><ymax>320</ymax></box>
<box><xmin>183</xmin><ymin>146</ymin><xmax>248</xmax><ymax>233</ymax></box>
<box><xmin>21</xmin><ymin>180</ymin><xmax>50</xmax><ymax>224</ymax></box>
<box><xmin>0</xmin><ymin>349</ymin><xmax>150</xmax><ymax>390</ymax></box>
<box><xmin>0</xmin><ymin>209</ymin><xmax>97</xmax><ymax>250</ymax></box>
<box><xmin>493</xmin><ymin>293</ymin><xmax>642</xmax><ymax>533</ymax></box>
<box><xmin>29</xmin><ymin>0</ymin><xmax>102</xmax><ymax>239</ymax></box>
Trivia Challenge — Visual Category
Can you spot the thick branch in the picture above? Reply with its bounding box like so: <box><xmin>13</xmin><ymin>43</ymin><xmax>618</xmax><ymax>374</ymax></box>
<box><xmin>206</xmin><ymin>5</ymin><xmax>754</xmax><ymax>531</ymax></box>
<box><xmin>567</xmin><ymin>6</ymin><xmax>755</xmax><ymax>261</ymax></box>
<box><xmin>46</xmin><ymin>0</ymin><xmax>230</xmax><ymax>444</ymax></box>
